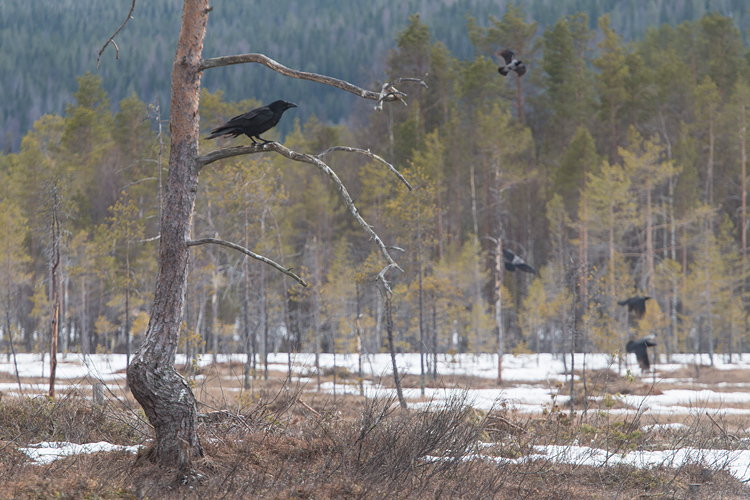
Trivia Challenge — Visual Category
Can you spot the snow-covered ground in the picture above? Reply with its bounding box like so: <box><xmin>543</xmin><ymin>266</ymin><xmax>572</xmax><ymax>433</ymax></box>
<box><xmin>3</xmin><ymin>351</ymin><xmax>750</xmax><ymax>415</ymax></box>
<box><xmin>0</xmin><ymin>353</ymin><xmax>750</xmax><ymax>416</ymax></box>
<box><xmin>467</xmin><ymin>443</ymin><xmax>750</xmax><ymax>483</ymax></box>
<box><xmin>5</xmin><ymin>351</ymin><xmax>750</xmax><ymax>482</ymax></box>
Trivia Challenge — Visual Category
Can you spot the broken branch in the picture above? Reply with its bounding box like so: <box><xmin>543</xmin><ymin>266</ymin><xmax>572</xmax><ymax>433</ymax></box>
<box><xmin>199</xmin><ymin>53</ymin><xmax>427</xmax><ymax>107</ymax></box>
<box><xmin>187</xmin><ymin>237</ymin><xmax>308</xmax><ymax>287</ymax></box>
<box><xmin>96</xmin><ymin>0</ymin><xmax>136</xmax><ymax>69</ymax></box>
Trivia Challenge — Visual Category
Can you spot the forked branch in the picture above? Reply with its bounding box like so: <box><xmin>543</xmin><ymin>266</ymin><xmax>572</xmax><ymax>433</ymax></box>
<box><xmin>196</xmin><ymin>142</ymin><xmax>404</xmax><ymax>286</ymax></box>
<box><xmin>317</xmin><ymin>146</ymin><xmax>412</xmax><ymax>191</ymax></box>
<box><xmin>96</xmin><ymin>0</ymin><xmax>136</xmax><ymax>69</ymax></box>
<box><xmin>374</xmin><ymin>75</ymin><xmax>429</xmax><ymax>111</ymax></box>
<box><xmin>198</xmin><ymin>53</ymin><xmax>427</xmax><ymax>105</ymax></box>
<box><xmin>187</xmin><ymin>237</ymin><xmax>308</xmax><ymax>287</ymax></box>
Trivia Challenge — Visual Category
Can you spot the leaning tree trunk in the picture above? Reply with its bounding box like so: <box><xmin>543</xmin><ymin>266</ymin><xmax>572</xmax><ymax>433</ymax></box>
<box><xmin>126</xmin><ymin>0</ymin><xmax>207</xmax><ymax>468</ymax></box>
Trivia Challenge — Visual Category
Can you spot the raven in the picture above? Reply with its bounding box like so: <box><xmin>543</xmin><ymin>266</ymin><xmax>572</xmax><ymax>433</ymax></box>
<box><xmin>503</xmin><ymin>248</ymin><xmax>537</xmax><ymax>274</ymax></box>
<box><xmin>618</xmin><ymin>296</ymin><xmax>650</xmax><ymax>319</ymax></box>
<box><xmin>206</xmin><ymin>100</ymin><xmax>297</xmax><ymax>144</ymax></box>
<box><xmin>626</xmin><ymin>335</ymin><xmax>657</xmax><ymax>371</ymax></box>
<box><xmin>497</xmin><ymin>49</ymin><xmax>527</xmax><ymax>77</ymax></box>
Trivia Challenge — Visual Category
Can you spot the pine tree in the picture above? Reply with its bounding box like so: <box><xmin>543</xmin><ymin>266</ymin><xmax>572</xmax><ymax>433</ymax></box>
<box><xmin>467</xmin><ymin>5</ymin><xmax>538</xmax><ymax>123</ymax></box>
<box><xmin>593</xmin><ymin>14</ymin><xmax>629</xmax><ymax>164</ymax></box>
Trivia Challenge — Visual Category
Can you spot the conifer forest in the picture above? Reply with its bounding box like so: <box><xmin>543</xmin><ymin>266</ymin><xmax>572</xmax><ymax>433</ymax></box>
<box><xmin>3</xmin><ymin>0</ymin><xmax>750</xmax><ymax>376</ymax></box>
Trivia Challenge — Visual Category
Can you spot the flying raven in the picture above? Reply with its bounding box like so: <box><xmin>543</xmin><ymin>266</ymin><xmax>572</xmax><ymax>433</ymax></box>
<box><xmin>626</xmin><ymin>335</ymin><xmax>657</xmax><ymax>371</ymax></box>
<box><xmin>206</xmin><ymin>100</ymin><xmax>297</xmax><ymax>144</ymax></box>
<box><xmin>618</xmin><ymin>296</ymin><xmax>651</xmax><ymax>319</ymax></box>
<box><xmin>503</xmin><ymin>248</ymin><xmax>537</xmax><ymax>274</ymax></box>
<box><xmin>497</xmin><ymin>49</ymin><xmax>527</xmax><ymax>77</ymax></box>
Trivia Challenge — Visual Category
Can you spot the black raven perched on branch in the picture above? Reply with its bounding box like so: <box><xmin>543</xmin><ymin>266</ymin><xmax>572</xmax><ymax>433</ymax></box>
<box><xmin>206</xmin><ymin>100</ymin><xmax>297</xmax><ymax>144</ymax></box>
<box><xmin>618</xmin><ymin>296</ymin><xmax>650</xmax><ymax>319</ymax></box>
<box><xmin>497</xmin><ymin>49</ymin><xmax>526</xmax><ymax>77</ymax></box>
<box><xmin>626</xmin><ymin>335</ymin><xmax>657</xmax><ymax>371</ymax></box>
<box><xmin>503</xmin><ymin>248</ymin><xmax>536</xmax><ymax>275</ymax></box>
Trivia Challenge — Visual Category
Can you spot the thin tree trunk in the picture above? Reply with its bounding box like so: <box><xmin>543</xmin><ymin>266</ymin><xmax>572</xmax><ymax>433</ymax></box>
<box><xmin>385</xmin><ymin>291</ymin><xmax>406</xmax><ymax>409</ymax></box>
<box><xmin>272</xmin><ymin>216</ymin><xmax>293</xmax><ymax>379</ymax></box>
<box><xmin>127</xmin><ymin>0</ymin><xmax>208</xmax><ymax>467</ymax></box>
<box><xmin>495</xmin><ymin>237</ymin><xmax>504</xmax><ymax>383</ymax></box>
<box><xmin>125</xmin><ymin>238</ymin><xmax>131</xmax><ymax>375</ymax></box>
<box><xmin>704</xmin><ymin>219</ymin><xmax>714</xmax><ymax>366</ymax></box>
<box><xmin>356</xmin><ymin>283</ymin><xmax>363</xmax><ymax>395</ymax></box>
<box><xmin>469</xmin><ymin>164</ymin><xmax>483</xmax><ymax>353</ymax></box>
<box><xmin>569</xmin><ymin>280</ymin><xmax>576</xmax><ymax>418</ymax></box>
<box><xmin>667</xmin><ymin>178</ymin><xmax>678</xmax><ymax>363</ymax></box>
<box><xmin>646</xmin><ymin>188</ymin><xmax>655</xmax><ymax>294</ymax></box>
<box><xmin>313</xmin><ymin>236</ymin><xmax>321</xmax><ymax>391</ymax></box>
<box><xmin>49</xmin><ymin>194</ymin><xmax>60</xmax><ymax>399</ymax></box>
<box><xmin>741</xmin><ymin>103</ymin><xmax>747</xmax><ymax>359</ymax></box>
<box><xmin>707</xmin><ymin>117</ymin><xmax>715</xmax><ymax>207</ymax></box>
<box><xmin>417</xmin><ymin>187</ymin><xmax>425</xmax><ymax>397</ymax></box>
<box><xmin>5</xmin><ymin>217</ymin><xmax>22</xmax><ymax>392</ymax></box>
<box><xmin>261</xmin><ymin>210</ymin><xmax>269</xmax><ymax>381</ymax></box>
<box><xmin>243</xmin><ymin>205</ymin><xmax>252</xmax><ymax>389</ymax></box>
<box><xmin>431</xmin><ymin>300</ymin><xmax>438</xmax><ymax>379</ymax></box>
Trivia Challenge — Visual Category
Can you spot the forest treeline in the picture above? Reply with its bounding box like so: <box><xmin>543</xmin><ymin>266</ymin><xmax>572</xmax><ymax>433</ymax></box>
<box><xmin>1</xmin><ymin>8</ymin><xmax>750</xmax><ymax>374</ymax></box>
<box><xmin>2</xmin><ymin>0</ymin><xmax>749</xmax><ymax>151</ymax></box>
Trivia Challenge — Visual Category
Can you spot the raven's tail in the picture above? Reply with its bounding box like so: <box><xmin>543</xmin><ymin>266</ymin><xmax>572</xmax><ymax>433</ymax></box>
<box><xmin>205</xmin><ymin>125</ymin><xmax>240</xmax><ymax>140</ymax></box>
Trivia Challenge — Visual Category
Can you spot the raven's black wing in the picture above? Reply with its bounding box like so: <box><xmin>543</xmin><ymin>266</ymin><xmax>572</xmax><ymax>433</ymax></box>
<box><xmin>206</xmin><ymin>105</ymin><xmax>275</xmax><ymax>140</ymax></box>
<box><xmin>503</xmin><ymin>248</ymin><xmax>537</xmax><ymax>274</ymax></box>
<box><xmin>618</xmin><ymin>296</ymin><xmax>650</xmax><ymax>319</ymax></box>
<box><xmin>499</xmin><ymin>49</ymin><xmax>515</xmax><ymax>65</ymax></box>
<box><xmin>626</xmin><ymin>340</ymin><xmax>650</xmax><ymax>370</ymax></box>
<box><xmin>229</xmin><ymin>107</ymin><xmax>275</xmax><ymax>134</ymax></box>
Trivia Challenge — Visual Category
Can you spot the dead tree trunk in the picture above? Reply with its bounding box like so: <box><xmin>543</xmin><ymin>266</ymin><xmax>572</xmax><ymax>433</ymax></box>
<box><xmin>126</xmin><ymin>0</ymin><xmax>208</xmax><ymax>467</ymax></box>
<box><xmin>115</xmin><ymin>0</ymin><xmax>422</xmax><ymax>468</ymax></box>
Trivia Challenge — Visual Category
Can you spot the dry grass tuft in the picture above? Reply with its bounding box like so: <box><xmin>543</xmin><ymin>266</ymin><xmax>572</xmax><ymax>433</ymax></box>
<box><xmin>1</xmin><ymin>383</ymin><xmax>749</xmax><ymax>499</ymax></box>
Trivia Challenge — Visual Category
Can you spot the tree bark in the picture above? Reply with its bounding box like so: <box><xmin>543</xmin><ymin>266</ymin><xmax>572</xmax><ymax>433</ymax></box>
<box><xmin>385</xmin><ymin>291</ymin><xmax>407</xmax><ymax>409</ymax></box>
<box><xmin>495</xmin><ymin>237</ymin><xmax>504</xmax><ymax>383</ymax></box>
<box><xmin>126</xmin><ymin>0</ymin><xmax>208</xmax><ymax>468</ymax></box>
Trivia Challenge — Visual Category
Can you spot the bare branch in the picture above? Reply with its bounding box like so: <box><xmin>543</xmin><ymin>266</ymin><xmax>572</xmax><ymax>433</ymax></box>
<box><xmin>199</xmin><ymin>53</ymin><xmax>427</xmax><ymax>106</ymax></box>
<box><xmin>377</xmin><ymin>264</ymin><xmax>400</xmax><ymax>294</ymax></box>
<box><xmin>317</xmin><ymin>146</ymin><xmax>412</xmax><ymax>191</ymax></box>
<box><xmin>187</xmin><ymin>237</ymin><xmax>308</xmax><ymax>287</ymax></box>
<box><xmin>374</xmin><ymin>75</ymin><xmax>429</xmax><ymax>111</ymax></box>
<box><xmin>196</xmin><ymin>142</ymin><xmax>403</xmax><ymax>285</ymax></box>
<box><xmin>141</xmin><ymin>234</ymin><xmax>160</xmax><ymax>243</ymax></box>
<box><xmin>96</xmin><ymin>0</ymin><xmax>136</xmax><ymax>69</ymax></box>
<box><xmin>196</xmin><ymin>142</ymin><xmax>275</xmax><ymax>170</ymax></box>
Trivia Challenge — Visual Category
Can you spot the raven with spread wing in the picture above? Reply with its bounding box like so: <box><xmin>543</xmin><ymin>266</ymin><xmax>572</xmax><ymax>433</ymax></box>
<box><xmin>626</xmin><ymin>335</ymin><xmax>657</xmax><ymax>371</ymax></box>
<box><xmin>206</xmin><ymin>100</ymin><xmax>297</xmax><ymax>144</ymax></box>
<box><xmin>503</xmin><ymin>248</ymin><xmax>537</xmax><ymax>274</ymax></box>
<box><xmin>618</xmin><ymin>296</ymin><xmax>650</xmax><ymax>319</ymax></box>
<box><xmin>497</xmin><ymin>49</ymin><xmax>527</xmax><ymax>77</ymax></box>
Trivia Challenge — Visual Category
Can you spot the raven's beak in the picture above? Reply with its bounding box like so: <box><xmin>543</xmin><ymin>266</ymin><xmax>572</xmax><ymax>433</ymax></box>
<box><xmin>287</xmin><ymin>102</ymin><xmax>298</xmax><ymax>109</ymax></box>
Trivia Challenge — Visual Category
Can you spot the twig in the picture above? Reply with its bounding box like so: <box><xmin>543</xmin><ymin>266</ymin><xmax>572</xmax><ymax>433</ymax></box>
<box><xmin>317</xmin><ymin>146</ymin><xmax>412</xmax><ymax>191</ymax></box>
<box><xmin>199</xmin><ymin>53</ymin><xmax>427</xmax><ymax>107</ymax></box>
<box><xmin>141</xmin><ymin>234</ymin><xmax>160</xmax><ymax>243</ymax></box>
<box><xmin>299</xmin><ymin>400</ymin><xmax>321</xmax><ymax>417</ymax></box>
<box><xmin>96</xmin><ymin>0</ymin><xmax>136</xmax><ymax>69</ymax></box>
<box><xmin>196</xmin><ymin>142</ymin><xmax>404</xmax><ymax>287</ymax></box>
<box><xmin>187</xmin><ymin>237</ymin><xmax>308</xmax><ymax>287</ymax></box>
<box><xmin>374</xmin><ymin>75</ymin><xmax>429</xmax><ymax>111</ymax></box>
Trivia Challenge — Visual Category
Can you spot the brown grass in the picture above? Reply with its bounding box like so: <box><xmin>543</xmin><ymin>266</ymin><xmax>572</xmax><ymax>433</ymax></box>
<box><xmin>0</xmin><ymin>379</ymin><xmax>749</xmax><ymax>499</ymax></box>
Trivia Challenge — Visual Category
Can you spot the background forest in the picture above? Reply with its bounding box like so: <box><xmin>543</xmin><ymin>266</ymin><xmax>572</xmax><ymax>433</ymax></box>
<box><xmin>2</xmin><ymin>2</ymin><xmax>750</xmax><ymax>377</ymax></box>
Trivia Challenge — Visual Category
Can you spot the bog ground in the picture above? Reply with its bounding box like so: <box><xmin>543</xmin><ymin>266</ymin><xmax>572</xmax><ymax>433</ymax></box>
<box><xmin>1</xmin><ymin>351</ymin><xmax>750</xmax><ymax>499</ymax></box>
